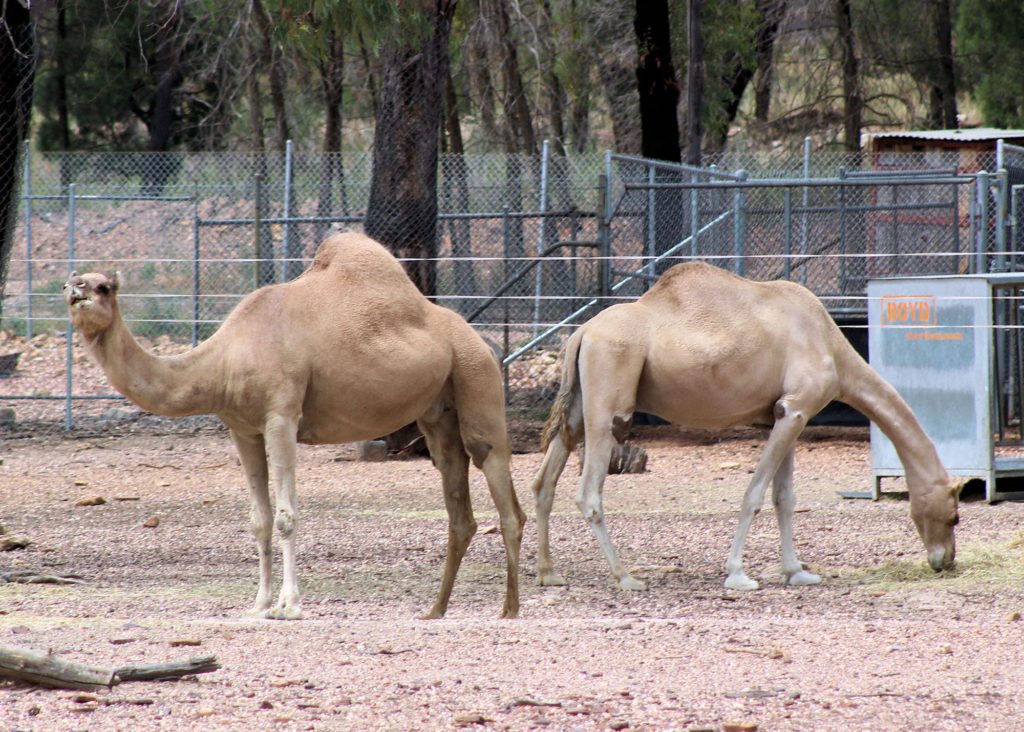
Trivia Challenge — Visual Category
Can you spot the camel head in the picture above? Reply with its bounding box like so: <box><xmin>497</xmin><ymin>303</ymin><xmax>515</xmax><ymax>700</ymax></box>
<box><xmin>909</xmin><ymin>478</ymin><xmax>960</xmax><ymax>572</ymax></box>
<box><xmin>64</xmin><ymin>271</ymin><xmax>121</xmax><ymax>337</ymax></box>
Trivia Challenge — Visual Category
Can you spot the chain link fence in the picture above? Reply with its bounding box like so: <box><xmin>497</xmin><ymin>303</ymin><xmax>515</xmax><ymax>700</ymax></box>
<box><xmin>0</xmin><ymin>143</ymin><xmax>1017</xmax><ymax>437</ymax></box>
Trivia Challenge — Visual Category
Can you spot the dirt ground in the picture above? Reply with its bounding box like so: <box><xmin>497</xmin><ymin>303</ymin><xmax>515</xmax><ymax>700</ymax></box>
<box><xmin>1</xmin><ymin>423</ymin><xmax>1023</xmax><ymax>731</ymax></box>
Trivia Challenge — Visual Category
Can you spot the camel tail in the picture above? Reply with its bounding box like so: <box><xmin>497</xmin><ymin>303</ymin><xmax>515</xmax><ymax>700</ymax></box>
<box><xmin>540</xmin><ymin>329</ymin><xmax>585</xmax><ymax>453</ymax></box>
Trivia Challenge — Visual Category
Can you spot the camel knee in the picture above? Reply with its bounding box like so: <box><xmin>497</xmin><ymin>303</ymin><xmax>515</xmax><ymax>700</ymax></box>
<box><xmin>575</xmin><ymin>494</ymin><xmax>602</xmax><ymax>524</ymax></box>
<box><xmin>275</xmin><ymin>509</ymin><xmax>296</xmax><ymax>537</ymax></box>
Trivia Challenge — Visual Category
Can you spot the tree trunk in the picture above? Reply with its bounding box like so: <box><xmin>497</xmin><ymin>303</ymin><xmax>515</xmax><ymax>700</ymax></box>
<box><xmin>140</xmin><ymin>0</ymin><xmax>184</xmax><ymax>197</ymax></box>
<box><xmin>754</xmin><ymin>0</ymin><xmax>787</xmax><ymax>123</ymax></box>
<box><xmin>464</xmin><ymin>0</ymin><xmax>501</xmax><ymax>150</ymax></box>
<box><xmin>442</xmin><ymin>70</ymin><xmax>476</xmax><ymax>316</ymax></box>
<box><xmin>364</xmin><ymin>2</ymin><xmax>457</xmax><ymax>298</ymax></box>
<box><xmin>251</xmin><ymin>0</ymin><xmax>290</xmax><ymax>153</ymax></box>
<box><xmin>635</xmin><ymin>0</ymin><xmax>683</xmax><ymax>277</ymax></box>
<box><xmin>931</xmin><ymin>0</ymin><xmax>957</xmax><ymax>129</ymax></box>
<box><xmin>834</xmin><ymin>0</ymin><xmax>862</xmax><ymax>152</ymax></box>
<box><xmin>485</xmin><ymin>0</ymin><xmax>537</xmax><ymax>155</ymax></box>
<box><xmin>0</xmin><ymin>0</ymin><xmax>35</xmax><ymax>319</ymax></box>
<box><xmin>316</xmin><ymin>30</ymin><xmax>345</xmax><ymax>247</ymax></box>
<box><xmin>684</xmin><ymin>0</ymin><xmax>704</xmax><ymax>166</ymax></box>
<box><xmin>634</xmin><ymin>0</ymin><xmax>681</xmax><ymax>163</ymax></box>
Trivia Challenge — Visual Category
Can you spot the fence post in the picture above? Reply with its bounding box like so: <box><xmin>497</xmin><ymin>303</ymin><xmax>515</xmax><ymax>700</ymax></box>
<box><xmin>976</xmin><ymin>171</ymin><xmax>989</xmax><ymax>274</ymax></box>
<box><xmin>838</xmin><ymin>167</ymin><xmax>848</xmax><ymax>290</ymax></box>
<box><xmin>23</xmin><ymin>139</ymin><xmax>33</xmax><ymax>340</ymax></box>
<box><xmin>254</xmin><ymin>173</ymin><xmax>273</xmax><ymax>288</ymax></box>
<box><xmin>783</xmin><ymin>187</ymin><xmax>793</xmax><ymax>280</ymax></box>
<box><xmin>65</xmin><ymin>183</ymin><xmax>77</xmax><ymax>431</ymax></box>
<box><xmin>597</xmin><ymin>173</ymin><xmax>611</xmax><ymax>305</ymax></box>
<box><xmin>282</xmin><ymin>139</ymin><xmax>296</xmax><ymax>281</ymax></box>
<box><xmin>733</xmin><ymin>170</ymin><xmax>747</xmax><ymax>276</ymax></box>
<box><xmin>800</xmin><ymin>137</ymin><xmax>811</xmax><ymax>285</ymax></box>
<box><xmin>646</xmin><ymin>165</ymin><xmax>655</xmax><ymax>279</ymax></box>
<box><xmin>192</xmin><ymin>183</ymin><xmax>200</xmax><ymax>346</ymax></box>
<box><xmin>995</xmin><ymin>168</ymin><xmax>1008</xmax><ymax>272</ymax></box>
<box><xmin>534</xmin><ymin>140</ymin><xmax>550</xmax><ymax>335</ymax></box>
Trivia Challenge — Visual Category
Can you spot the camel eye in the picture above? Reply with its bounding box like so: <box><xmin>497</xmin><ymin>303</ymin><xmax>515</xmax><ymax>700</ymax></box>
<box><xmin>96</xmin><ymin>284</ymin><xmax>109</xmax><ymax>295</ymax></box>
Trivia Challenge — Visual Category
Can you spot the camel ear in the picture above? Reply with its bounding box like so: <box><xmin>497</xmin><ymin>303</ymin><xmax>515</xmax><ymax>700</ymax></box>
<box><xmin>111</xmin><ymin>271</ymin><xmax>122</xmax><ymax>291</ymax></box>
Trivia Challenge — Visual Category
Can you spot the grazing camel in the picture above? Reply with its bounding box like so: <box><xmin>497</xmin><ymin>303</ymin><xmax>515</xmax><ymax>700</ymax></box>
<box><xmin>64</xmin><ymin>232</ymin><xmax>526</xmax><ymax>620</ymax></box>
<box><xmin>531</xmin><ymin>261</ymin><xmax>960</xmax><ymax>592</ymax></box>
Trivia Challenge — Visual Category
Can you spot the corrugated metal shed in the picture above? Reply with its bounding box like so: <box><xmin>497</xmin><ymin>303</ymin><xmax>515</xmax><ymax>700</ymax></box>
<box><xmin>870</xmin><ymin>128</ymin><xmax>1024</xmax><ymax>146</ymax></box>
<box><xmin>869</xmin><ymin>128</ymin><xmax>1024</xmax><ymax>174</ymax></box>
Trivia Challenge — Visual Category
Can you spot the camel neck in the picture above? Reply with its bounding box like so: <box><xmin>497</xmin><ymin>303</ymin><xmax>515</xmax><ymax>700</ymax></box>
<box><xmin>83</xmin><ymin>309</ymin><xmax>219</xmax><ymax>418</ymax></box>
<box><xmin>839</xmin><ymin>359</ymin><xmax>948</xmax><ymax>493</ymax></box>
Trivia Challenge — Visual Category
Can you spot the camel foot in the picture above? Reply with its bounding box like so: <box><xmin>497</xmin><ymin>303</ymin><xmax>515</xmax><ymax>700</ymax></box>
<box><xmin>786</xmin><ymin>569</ymin><xmax>821</xmax><ymax>586</ymax></box>
<box><xmin>500</xmin><ymin>602</ymin><xmax>519</xmax><ymax>619</ymax></box>
<box><xmin>536</xmin><ymin>571</ymin><xmax>567</xmax><ymax>587</ymax></box>
<box><xmin>264</xmin><ymin>603</ymin><xmax>303</xmax><ymax>620</ymax></box>
<box><xmin>724</xmin><ymin>573</ymin><xmax>760</xmax><ymax>591</ymax></box>
<box><xmin>244</xmin><ymin>603</ymin><xmax>272</xmax><ymax>618</ymax></box>
<box><xmin>618</xmin><ymin>574</ymin><xmax>647</xmax><ymax>591</ymax></box>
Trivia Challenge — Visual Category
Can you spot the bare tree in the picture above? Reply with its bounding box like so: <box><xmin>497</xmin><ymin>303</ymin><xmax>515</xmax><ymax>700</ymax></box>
<box><xmin>0</xmin><ymin>0</ymin><xmax>34</xmax><ymax>318</ymax></box>
<box><xmin>834</xmin><ymin>0</ymin><xmax>862</xmax><ymax>151</ymax></box>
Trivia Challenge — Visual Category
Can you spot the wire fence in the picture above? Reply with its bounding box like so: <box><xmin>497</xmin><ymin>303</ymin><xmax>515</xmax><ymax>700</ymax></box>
<box><xmin>1</xmin><ymin>142</ymin><xmax>1022</xmax><ymax>437</ymax></box>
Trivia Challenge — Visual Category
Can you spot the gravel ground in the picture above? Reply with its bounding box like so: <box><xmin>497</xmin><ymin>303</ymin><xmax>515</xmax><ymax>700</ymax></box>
<box><xmin>1</xmin><ymin>424</ymin><xmax>1023</xmax><ymax>731</ymax></box>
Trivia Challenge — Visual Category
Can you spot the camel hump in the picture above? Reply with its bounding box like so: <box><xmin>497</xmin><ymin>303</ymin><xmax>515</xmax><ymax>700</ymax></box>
<box><xmin>306</xmin><ymin>232</ymin><xmax>418</xmax><ymax>291</ymax></box>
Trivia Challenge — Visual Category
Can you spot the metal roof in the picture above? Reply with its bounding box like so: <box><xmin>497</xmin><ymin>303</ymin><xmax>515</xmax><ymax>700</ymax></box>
<box><xmin>869</xmin><ymin>128</ymin><xmax>1024</xmax><ymax>143</ymax></box>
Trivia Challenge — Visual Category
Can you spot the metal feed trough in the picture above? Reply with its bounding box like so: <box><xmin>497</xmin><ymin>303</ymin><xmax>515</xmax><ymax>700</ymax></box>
<box><xmin>868</xmin><ymin>274</ymin><xmax>1024</xmax><ymax>502</ymax></box>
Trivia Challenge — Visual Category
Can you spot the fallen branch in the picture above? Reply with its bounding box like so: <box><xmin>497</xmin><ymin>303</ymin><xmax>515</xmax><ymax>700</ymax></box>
<box><xmin>0</xmin><ymin>570</ymin><xmax>85</xmax><ymax>585</ymax></box>
<box><xmin>0</xmin><ymin>644</ymin><xmax>219</xmax><ymax>691</ymax></box>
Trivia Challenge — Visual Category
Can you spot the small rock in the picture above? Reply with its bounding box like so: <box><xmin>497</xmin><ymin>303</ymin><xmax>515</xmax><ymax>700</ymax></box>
<box><xmin>259</xmin><ymin>700</ymin><xmax>274</xmax><ymax>710</ymax></box>
<box><xmin>103</xmin><ymin>407</ymin><xmax>139</xmax><ymax>422</ymax></box>
<box><xmin>723</xmin><ymin>724</ymin><xmax>758</xmax><ymax>732</ymax></box>
<box><xmin>0</xmin><ymin>535</ymin><xmax>31</xmax><ymax>551</ymax></box>
<box><xmin>358</xmin><ymin>440</ymin><xmax>388</xmax><ymax>462</ymax></box>
<box><xmin>937</xmin><ymin>643</ymin><xmax>953</xmax><ymax>655</ymax></box>
<box><xmin>454</xmin><ymin>712</ymin><xmax>490</xmax><ymax>726</ymax></box>
<box><xmin>196</xmin><ymin>706</ymin><xmax>216</xmax><ymax>717</ymax></box>
<box><xmin>142</xmin><ymin>515</ymin><xmax>160</xmax><ymax>528</ymax></box>
<box><xmin>75</xmin><ymin>496</ymin><xmax>106</xmax><ymax>507</ymax></box>
<box><xmin>719</xmin><ymin>461</ymin><xmax>742</xmax><ymax>470</ymax></box>
<box><xmin>169</xmin><ymin>638</ymin><xmax>202</xmax><ymax>647</ymax></box>
<box><xmin>73</xmin><ymin>693</ymin><xmax>103</xmax><ymax>704</ymax></box>
<box><xmin>608</xmin><ymin>720</ymin><xmax>632</xmax><ymax>731</ymax></box>
<box><xmin>0</xmin><ymin>408</ymin><xmax>15</xmax><ymax>426</ymax></box>
<box><xmin>1007</xmin><ymin>611</ymin><xmax>1021</xmax><ymax>622</ymax></box>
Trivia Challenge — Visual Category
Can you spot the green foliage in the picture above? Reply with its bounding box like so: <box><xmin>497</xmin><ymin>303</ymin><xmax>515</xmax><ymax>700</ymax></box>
<box><xmin>956</xmin><ymin>0</ymin><xmax>1024</xmax><ymax>126</ymax></box>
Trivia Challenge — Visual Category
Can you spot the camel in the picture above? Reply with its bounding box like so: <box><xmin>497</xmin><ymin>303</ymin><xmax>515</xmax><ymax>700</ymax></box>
<box><xmin>531</xmin><ymin>261</ymin><xmax>960</xmax><ymax>592</ymax></box>
<box><xmin>64</xmin><ymin>232</ymin><xmax>526</xmax><ymax>620</ymax></box>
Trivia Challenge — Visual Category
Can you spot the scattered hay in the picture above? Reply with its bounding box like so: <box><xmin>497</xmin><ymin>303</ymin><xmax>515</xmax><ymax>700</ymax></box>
<box><xmin>842</xmin><ymin>538</ymin><xmax>1024</xmax><ymax>591</ymax></box>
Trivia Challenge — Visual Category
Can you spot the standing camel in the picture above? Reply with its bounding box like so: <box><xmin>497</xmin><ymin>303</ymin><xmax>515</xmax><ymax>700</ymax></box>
<box><xmin>64</xmin><ymin>232</ymin><xmax>526</xmax><ymax>620</ymax></box>
<box><xmin>531</xmin><ymin>261</ymin><xmax>960</xmax><ymax>592</ymax></box>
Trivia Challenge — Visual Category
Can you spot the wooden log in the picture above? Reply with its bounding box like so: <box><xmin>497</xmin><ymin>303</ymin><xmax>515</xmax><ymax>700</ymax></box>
<box><xmin>0</xmin><ymin>644</ymin><xmax>220</xmax><ymax>690</ymax></box>
<box><xmin>113</xmin><ymin>655</ymin><xmax>220</xmax><ymax>682</ymax></box>
<box><xmin>0</xmin><ymin>644</ymin><xmax>116</xmax><ymax>691</ymax></box>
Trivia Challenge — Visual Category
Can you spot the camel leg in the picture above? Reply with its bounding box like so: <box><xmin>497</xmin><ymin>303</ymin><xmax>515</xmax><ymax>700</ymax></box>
<box><xmin>531</xmin><ymin>435</ymin><xmax>571</xmax><ymax>587</ymax></box>
<box><xmin>477</xmin><ymin>444</ymin><xmax>526</xmax><ymax>619</ymax></box>
<box><xmin>419</xmin><ymin>410</ymin><xmax>477</xmax><ymax>619</ymax></box>
<box><xmin>724</xmin><ymin>400</ymin><xmax>807</xmax><ymax>591</ymax></box>
<box><xmin>575</xmin><ymin>343</ymin><xmax>646</xmax><ymax>591</ymax></box>
<box><xmin>231</xmin><ymin>429</ymin><xmax>274</xmax><ymax>617</ymax></box>
<box><xmin>264</xmin><ymin>415</ymin><xmax>302</xmax><ymax>620</ymax></box>
<box><xmin>576</xmin><ymin>427</ymin><xmax>646</xmax><ymax>591</ymax></box>
<box><xmin>773</xmin><ymin>450</ymin><xmax>821</xmax><ymax>586</ymax></box>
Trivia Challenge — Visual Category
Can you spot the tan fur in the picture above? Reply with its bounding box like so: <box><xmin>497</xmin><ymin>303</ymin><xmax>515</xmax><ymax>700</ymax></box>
<box><xmin>531</xmin><ymin>261</ymin><xmax>959</xmax><ymax>592</ymax></box>
<box><xmin>65</xmin><ymin>232</ymin><xmax>526</xmax><ymax>620</ymax></box>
